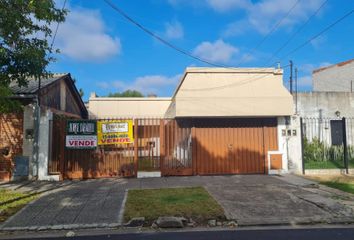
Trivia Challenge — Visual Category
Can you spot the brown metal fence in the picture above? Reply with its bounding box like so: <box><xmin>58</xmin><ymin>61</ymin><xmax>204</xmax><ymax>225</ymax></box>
<box><xmin>49</xmin><ymin>117</ymin><xmax>277</xmax><ymax>179</ymax></box>
<box><xmin>49</xmin><ymin>117</ymin><xmax>193</xmax><ymax>179</ymax></box>
<box><xmin>49</xmin><ymin>118</ymin><xmax>135</xmax><ymax>179</ymax></box>
<box><xmin>161</xmin><ymin>119</ymin><xmax>193</xmax><ymax>176</ymax></box>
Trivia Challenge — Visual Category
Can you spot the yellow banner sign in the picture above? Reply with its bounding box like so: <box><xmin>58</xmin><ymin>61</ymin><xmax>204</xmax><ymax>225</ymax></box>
<box><xmin>97</xmin><ymin>120</ymin><xmax>134</xmax><ymax>145</ymax></box>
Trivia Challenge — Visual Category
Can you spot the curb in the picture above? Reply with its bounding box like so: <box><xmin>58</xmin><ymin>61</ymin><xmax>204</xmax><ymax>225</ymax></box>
<box><xmin>0</xmin><ymin>223</ymin><xmax>121</xmax><ymax>232</ymax></box>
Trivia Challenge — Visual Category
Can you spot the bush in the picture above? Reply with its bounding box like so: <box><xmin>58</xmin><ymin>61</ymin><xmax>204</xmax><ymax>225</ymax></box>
<box><xmin>303</xmin><ymin>138</ymin><xmax>343</xmax><ymax>163</ymax></box>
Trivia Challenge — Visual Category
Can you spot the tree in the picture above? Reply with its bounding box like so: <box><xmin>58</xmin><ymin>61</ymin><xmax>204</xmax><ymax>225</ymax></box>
<box><xmin>79</xmin><ymin>88</ymin><xmax>84</xmax><ymax>98</ymax></box>
<box><xmin>107</xmin><ymin>90</ymin><xmax>144</xmax><ymax>97</ymax></box>
<box><xmin>0</xmin><ymin>0</ymin><xmax>66</xmax><ymax>112</ymax></box>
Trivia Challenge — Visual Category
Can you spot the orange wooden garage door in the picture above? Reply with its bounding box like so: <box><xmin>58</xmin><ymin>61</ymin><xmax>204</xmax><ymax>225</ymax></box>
<box><xmin>193</xmin><ymin>118</ymin><xmax>278</xmax><ymax>175</ymax></box>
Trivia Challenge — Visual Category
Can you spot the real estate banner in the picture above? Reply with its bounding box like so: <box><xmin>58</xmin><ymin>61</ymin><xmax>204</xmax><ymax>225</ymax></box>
<box><xmin>65</xmin><ymin>120</ymin><xmax>97</xmax><ymax>149</ymax></box>
<box><xmin>97</xmin><ymin>120</ymin><xmax>134</xmax><ymax>145</ymax></box>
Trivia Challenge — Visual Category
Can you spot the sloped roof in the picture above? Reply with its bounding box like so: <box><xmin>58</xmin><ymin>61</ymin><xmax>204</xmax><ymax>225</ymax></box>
<box><xmin>9</xmin><ymin>73</ymin><xmax>68</xmax><ymax>94</ymax></box>
<box><xmin>313</xmin><ymin>59</ymin><xmax>354</xmax><ymax>74</ymax></box>
<box><xmin>166</xmin><ymin>67</ymin><xmax>293</xmax><ymax>118</ymax></box>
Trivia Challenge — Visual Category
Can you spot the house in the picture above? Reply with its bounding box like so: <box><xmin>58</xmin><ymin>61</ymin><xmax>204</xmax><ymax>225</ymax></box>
<box><xmin>296</xmin><ymin>59</ymin><xmax>354</xmax><ymax>119</ymax></box>
<box><xmin>313</xmin><ymin>59</ymin><xmax>354</xmax><ymax>92</ymax></box>
<box><xmin>88</xmin><ymin>67</ymin><xmax>295</xmax><ymax>176</ymax></box>
<box><xmin>0</xmin><ymin>73</ymin><xmax>87</xmax><ymax>181</ymax></box>
<box><xmin>295</xmin><ymin>59</ymin><xmax>354</xmax><ymax>166</ymax></box>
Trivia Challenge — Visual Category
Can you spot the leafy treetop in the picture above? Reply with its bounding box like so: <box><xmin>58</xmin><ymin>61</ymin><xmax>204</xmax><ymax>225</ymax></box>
<box><xmin>0</xmin><ymin>0</ymin><xmax>66</xmax><ymax>112</ymax></box>
<box><xmin>107</xmin><ymin>90</ymin><xmax>144</xmax><ymax>97</ymax></box>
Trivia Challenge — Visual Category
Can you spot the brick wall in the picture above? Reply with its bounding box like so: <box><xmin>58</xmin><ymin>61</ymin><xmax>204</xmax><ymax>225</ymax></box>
<box><xmin>0</xmin><ymin>113</ymin><xmax>23</xmax><ymax>181</ymax></box>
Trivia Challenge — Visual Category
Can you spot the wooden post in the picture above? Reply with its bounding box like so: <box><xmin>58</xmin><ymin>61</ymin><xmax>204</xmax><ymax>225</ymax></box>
<box><xmin>159</xmin><ymin>119</ymin><xmax>165</xmax><ymax>175</ymax></box>
<box><xmin>134</xmin><ymin>119</ymin><xmax>139</xmax><ymax>176</ymax></box>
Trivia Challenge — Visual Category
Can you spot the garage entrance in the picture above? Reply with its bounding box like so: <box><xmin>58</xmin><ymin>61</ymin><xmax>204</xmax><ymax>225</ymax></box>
<box><xmin>193</xmin><ymin>118</ymin><xmax>278</xmax><ymax>175</ymax></box>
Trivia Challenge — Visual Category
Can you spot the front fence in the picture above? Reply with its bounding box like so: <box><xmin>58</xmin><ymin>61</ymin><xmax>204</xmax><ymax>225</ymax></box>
<box><xmin>301</xmin><ymin>117</ymin><xmax>354</xmax><ymax>173</ymax></box>
<box><xmin>48</xmin><ymin>117</ymin><xmax>193</xmax><ymax>179</ymax></box>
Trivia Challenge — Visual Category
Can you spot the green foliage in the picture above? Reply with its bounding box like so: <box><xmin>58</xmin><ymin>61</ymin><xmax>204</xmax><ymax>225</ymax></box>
<box><xmin>0</xmin><ymin>0</ymin><xmax>66</xmax><ymax>112</ymax></box>
<box><xmin>303</xmin><ymin>138</ymin><xmax>344</xmax><ymax>163</ymax></box>
<box><xmin>321</xmin><ymin>181</ymin><xmax>354</xmax><ymax>194</ymax></box>
<box><xmin>0</xmin><ymin>84</ymin><xmax>22</xmax><ymax>113</ymax></box>
<box><xmin>107</xmin><ymin>90</ymin><xmax>144</xmax><ymax>97</ymax></box>
<box><xmin>79</xmin><ymin>88</ymin><xmax>84</xmax><ymax>97</ymax></box>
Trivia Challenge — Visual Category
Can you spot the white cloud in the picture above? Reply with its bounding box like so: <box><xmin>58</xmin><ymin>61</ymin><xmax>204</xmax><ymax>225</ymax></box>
<box><xmin>193</xmin><ymin>39</ymin><xmax>239</xmax><ymax>64</ymax></box>
<box><xmin>206</xmin><ymin>0</ymin><xmax>251</xmax><ymax>12</ymax></box>
<box><xmin>168</xmin><ymin>0</ymin><xmax>325</xmax><ymax>36</ymax></box>
<box><xmin>164</xmin><ymin>20</ymin><xmax>184</xmax><ymax>39</ymax></box>
<box><xmin>96</xmin><ymin>81</ymin><xmax>110</xmax><ymax>89</ymax></box>
<box><xmin>223</xmin><ymin>20</ymin><xmax>249</xmax><ymax>37</ymax></box>
<box><xmin>55</xmin><ymin>7</ymin><xmax>121</xmax><ymax>61</ymax></box>
<box><xmin>97</xmin><ymin>74</ymin><xmax>181</xmax><ymax>95</ymax></box>
<box><xmin>223</xmin><ymin>0</ymin><xmax>322</xmax><ymax>36</ymax></box>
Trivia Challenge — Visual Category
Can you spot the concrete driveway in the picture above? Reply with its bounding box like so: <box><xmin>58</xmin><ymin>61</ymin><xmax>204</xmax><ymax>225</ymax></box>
<box><xmin>1</xmin><ymin>175</ymin><xmax>354</xmax><ymax>231</ymax></box>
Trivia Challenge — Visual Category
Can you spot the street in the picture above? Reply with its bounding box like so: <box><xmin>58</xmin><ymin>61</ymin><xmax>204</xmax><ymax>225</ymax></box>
<box><xmin>2</xmin><ymin>227</ymin><xmax>354</xmax><ymax>240</ymax></box>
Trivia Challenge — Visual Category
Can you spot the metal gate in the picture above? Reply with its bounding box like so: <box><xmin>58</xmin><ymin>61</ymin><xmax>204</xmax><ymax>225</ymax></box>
<box><xmin>193</xmin><ymin>118</ymin><xmax>278</xmax><ymax>175</ymax></box>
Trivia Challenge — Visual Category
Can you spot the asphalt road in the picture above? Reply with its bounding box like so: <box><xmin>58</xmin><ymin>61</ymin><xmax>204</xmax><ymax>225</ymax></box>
<box><xmin>3</xmin><ymin>227</ymin><xmax>354</xmax><ymax>240</ymax></box>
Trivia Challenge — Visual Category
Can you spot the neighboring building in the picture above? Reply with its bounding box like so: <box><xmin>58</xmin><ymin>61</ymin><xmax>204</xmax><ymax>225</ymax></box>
<box><xmin>296</xmin><ymin>92</ymin><xmax>354</xmax><ymax>118</ymax></box>
<box><xmin>295</xmin><ymin>59</ymin><xmax>354</xmax><ymax>151</ymax></box>
<box><xmin>0</xmin><ymin>73</ymin><xmax>87</xmax><ymax>181</ymax></box>
<box><xmin>313</xmin><ymin>59</ymin><xmax>354</xmax><ymax>92</ymax></box>
<box><xmin>89</xmin><ymin>67</ymin><xmax>295</xmax><ymax>175</ymax></box>
<box><xmin>88</xmin><ymin>93</ymin><xmax>171</xmax><ymax>119</ymax></box>
<box><xmin>296</xmin><ymin>59</ymin><xmax>354</xmax><ymax>119</ymax></box>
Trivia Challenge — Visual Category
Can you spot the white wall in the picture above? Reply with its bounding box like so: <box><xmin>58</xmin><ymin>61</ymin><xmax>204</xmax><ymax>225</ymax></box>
<box><xmin>268</xmin><ymin>116</ymin><xmax>302</xmax><ymax>174</ymax></box>
<box><xmin>287</xmin><ymin>116</ymin><xmax>303</xmax><ymax>174</ymax></box>
<box><xmin>37</xmin><ymin>109</ymin><xmax>60</xmax><ymax>181</ymax></box>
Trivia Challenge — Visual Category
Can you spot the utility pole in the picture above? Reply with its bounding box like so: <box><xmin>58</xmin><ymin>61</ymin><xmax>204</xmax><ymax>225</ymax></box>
<box><xmin>295</xmin><ymin>67</ymin><xmax>298</xmax><ymax>114</ymax></box>
<box><xmin>289</xmin><ymin>60</ymin><xmax>293</xmax><ymax>94</ymax></box>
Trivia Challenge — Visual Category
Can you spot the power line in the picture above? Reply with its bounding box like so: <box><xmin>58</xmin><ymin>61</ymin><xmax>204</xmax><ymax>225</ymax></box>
<box><xmin>236</xmin><ymin>0</ymin><xmax>300</xmax><ymax>67</ymax></box>
<box><xmin>265</xmin><ymin>0</ymin><xmax>328</xmax><ymax>65</ymax></box>
<box><xmin>277</xmin><ymin>8</ymin><xmax>354</xmax><ymax>62</ymax></box>
<box><xmin>104</xmin><ymin>0</ymin><xmax>291</xmax><ymax>90</ymax></box>
<box><xmin>104</xmin><ymin>0</ymin><xmax>231</xmax><ymax>68</ymax></box>
<box><xmin>50</xmin><ymin>0</ymin><xmax>67</xmax><ymax>49</ymax></box>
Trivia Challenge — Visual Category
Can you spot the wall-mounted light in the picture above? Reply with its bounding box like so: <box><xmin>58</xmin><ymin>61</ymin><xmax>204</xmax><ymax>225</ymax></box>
<box><xmin>335</xmin><ymin>110</ymin><xmax>341</xmax><ymax>118</ymax></box>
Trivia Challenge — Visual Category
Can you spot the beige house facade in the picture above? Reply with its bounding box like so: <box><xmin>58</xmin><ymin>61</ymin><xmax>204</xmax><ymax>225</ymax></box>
<box><xmin>87</xmin><ymin>67</ymin><xmax>299</xmax><ymax>175</ymax></box>
<box><xmin>88</xmin><ymin>92</ymin><xmax>171</xmax><ymax>119</ymax></box>
<box><xmin>89</xmin><ymin>67</ymin><xmax>293</xmax><ymax>119</ymax></box>
<box><xmin>166</xmin><ymin>67</ymin><xmax>293</xmax><ymax>118</ymax></box>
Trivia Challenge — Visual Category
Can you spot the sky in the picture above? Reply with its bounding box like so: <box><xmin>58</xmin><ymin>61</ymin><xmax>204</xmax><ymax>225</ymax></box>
<box><xmin>48</xmin><ymin>0</ymin><xmax>354</xmax><ymax>101</ymax></box>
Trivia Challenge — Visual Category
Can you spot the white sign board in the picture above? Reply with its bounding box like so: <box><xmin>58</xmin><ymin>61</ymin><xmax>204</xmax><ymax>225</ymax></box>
<box><xmin>101</xmin><ymin>122</ymin><xmax>128</xmax><ymax>133</ymax></box>
<box><xmin>65</xmin><ymin>135</ymin><xmax>97</xmax><ymax>149</ymax></box>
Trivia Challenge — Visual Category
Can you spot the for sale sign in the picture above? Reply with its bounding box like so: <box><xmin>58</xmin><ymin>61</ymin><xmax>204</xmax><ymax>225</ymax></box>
<box><xmin>66</xmin><ymin>135</ymin><xmax>97</xmax><ymax>148</ymax></box>
<box><xmin>97</xmin><ymin>120</ymin><xmax>134</xmax><ymax>145</ymax></box>
<box><xmin>66</xmin><ymin>120</ymin><xmax>97</xmax><ymax>149</ymax></box>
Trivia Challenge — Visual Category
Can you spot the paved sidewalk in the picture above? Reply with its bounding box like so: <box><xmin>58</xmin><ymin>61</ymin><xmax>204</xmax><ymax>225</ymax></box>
<box><xmin>1</xmin><ymin>175</ymin><xmax>354</xmax><ymax>231</ymax></box>
<box><xmin>1</xmin><ymin>178</ymin><xmax>131</xmax><ymax>230</ymax></box>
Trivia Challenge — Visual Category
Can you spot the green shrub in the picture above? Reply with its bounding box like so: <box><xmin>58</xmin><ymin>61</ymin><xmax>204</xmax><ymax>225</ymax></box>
<box><xmin>303</xmin><ymin>138</ymin><xmax>343</xmax><ymax>163</ymax></box>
